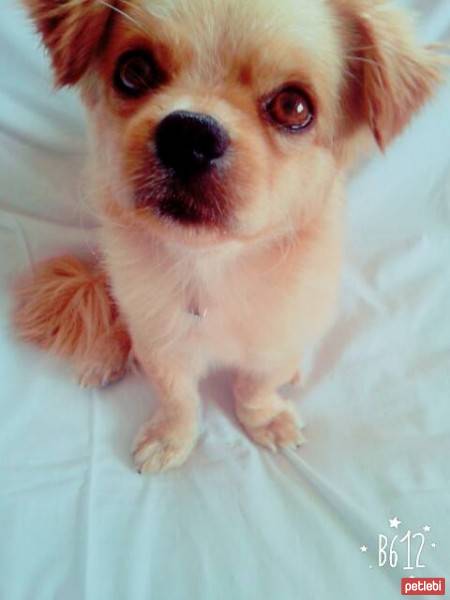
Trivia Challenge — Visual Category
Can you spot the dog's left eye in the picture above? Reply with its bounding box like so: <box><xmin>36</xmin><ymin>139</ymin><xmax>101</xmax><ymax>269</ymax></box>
<box><xmin>114</xmin><ymin>51</ymin><xmax>157</xmax><ymax>97</ymax></box>
<box><xmin>265</xmin><ymin>86</ymin><xmax>314</xmax><ymax>131</ymax></box>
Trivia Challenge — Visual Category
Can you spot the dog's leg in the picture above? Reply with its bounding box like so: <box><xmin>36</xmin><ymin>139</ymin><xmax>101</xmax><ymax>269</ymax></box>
<box><xmin>234</xmin><ymin>362</ymin><xmax>305</xmax><ymax>452</ymax></box>
<box><xmin>132</xmin><ymin>356</ymin><xmax>199</xmax><ymax>473</ymax></box>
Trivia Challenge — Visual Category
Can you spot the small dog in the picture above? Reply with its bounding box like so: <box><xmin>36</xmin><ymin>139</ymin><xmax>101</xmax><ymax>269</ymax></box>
<box><xmin>16</xmin><ymin>0</ymin><xmax>443</xmax><ymax>472</ymax></box>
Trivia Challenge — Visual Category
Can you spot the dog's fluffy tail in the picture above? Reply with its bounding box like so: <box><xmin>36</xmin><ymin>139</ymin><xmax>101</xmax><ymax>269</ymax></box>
<box><xmin>14</xmin><ymin>256</ymin><xmax>131</xmax><ymax>387</ymax></box>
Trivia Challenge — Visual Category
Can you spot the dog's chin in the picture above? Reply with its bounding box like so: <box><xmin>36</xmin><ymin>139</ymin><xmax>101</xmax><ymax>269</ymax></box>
<box><xmin>125</xmin><ymin>173</ymin><xmax>279</xmax><ymax>249</ymax></box>
<box><xmin>156</xmin><ymin>194</ymin><xmax>225</xmax><ymax>228</ymax></box>
<box><xmin>133</xmin><ymin>201</ymin><xmax>290</xmax><ymax>251</ymax></box>
<box><xmin>130</xmin><ymin>171</ymin><xmax>238</xmax><ymax>247</ymax></box>
<box><xmin>131</xmin><ymin>192</ymin><xmax>235</xmax><ymax>249</ymax></box>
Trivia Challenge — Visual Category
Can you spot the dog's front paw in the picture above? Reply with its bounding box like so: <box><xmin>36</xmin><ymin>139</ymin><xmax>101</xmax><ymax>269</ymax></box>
<box><xmin>132</xmin><ymin>419</ymin><xmax>197</xmax><ymax>474</ymax></box>
<box><xmin>244</xmin><ymin>402</ymin><xmax>305</xmax><ymax>452</ymax></box>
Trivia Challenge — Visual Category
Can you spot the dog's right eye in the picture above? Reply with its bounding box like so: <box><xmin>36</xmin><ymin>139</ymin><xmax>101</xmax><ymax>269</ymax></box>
<box><xmin>113</xmin><ymin>51</ymin><xmax>158</xmax><ymax>97</ymax></box>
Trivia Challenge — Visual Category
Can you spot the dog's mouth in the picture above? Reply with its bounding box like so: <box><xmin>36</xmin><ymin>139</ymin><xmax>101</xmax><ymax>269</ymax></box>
<box><xmin>157</xmin><ymin>192</ymin><xmax>225</xmax><ymax>226</ymax></box>
<box><xmin>134</xmin><ymin>168</ymin><xmax>231</xmax><ymax>229</ymax></box>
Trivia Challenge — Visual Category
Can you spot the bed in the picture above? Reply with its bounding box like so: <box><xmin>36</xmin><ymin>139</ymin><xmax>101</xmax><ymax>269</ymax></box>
<box><xmin>1</xmin><ymin>1</ymin><xmax>449</xmax><ymax>598</ymax></box>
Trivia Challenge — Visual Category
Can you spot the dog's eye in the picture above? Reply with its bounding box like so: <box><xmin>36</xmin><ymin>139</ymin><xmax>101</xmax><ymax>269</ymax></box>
<box><xmin>265</xmin><ymin>87</ymin><xmax>314</xmax><ymax>131</ymax></box>
<box><xmin>114</xmin><ymin>51</ymin><xmax>157</xmax><ymax>97</ymax></box>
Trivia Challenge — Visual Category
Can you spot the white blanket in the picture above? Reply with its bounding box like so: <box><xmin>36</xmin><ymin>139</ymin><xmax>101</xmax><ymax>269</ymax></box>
<box><xmin>1</xmin><ymin>1</ymin><xmax>449</xmax><ymax>598</ymax></box>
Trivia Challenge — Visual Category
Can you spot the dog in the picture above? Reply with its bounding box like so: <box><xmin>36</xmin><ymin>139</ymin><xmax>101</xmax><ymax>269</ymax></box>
<box><xmin>15</xmin><ymin>0</ymin><xmax>443</xmax><ymax>473</ymax></box>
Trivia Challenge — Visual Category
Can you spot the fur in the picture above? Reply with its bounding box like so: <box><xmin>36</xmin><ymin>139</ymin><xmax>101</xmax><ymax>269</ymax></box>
<box><xmin>14</xmin><ymin>256</ymin><xmax>131</xmax><ymax>387</ymax></box>
<box><xmin>17</xmin><ymin>0</ymin><xmax>443</xmax><ymax>472</ymax></box>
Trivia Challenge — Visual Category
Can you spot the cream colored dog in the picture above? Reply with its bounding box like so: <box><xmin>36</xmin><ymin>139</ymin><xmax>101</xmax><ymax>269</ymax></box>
<box><xmin>15</xmin><ymin>0</ymin><xmax>442</xmax><ymax>473</ymax></box>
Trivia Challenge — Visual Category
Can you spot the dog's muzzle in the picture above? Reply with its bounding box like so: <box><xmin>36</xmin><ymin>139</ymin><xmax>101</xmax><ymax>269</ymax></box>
<box><xmin>138</xmin><ymin>110</ymin><xmax>231</xmax><ymax>226</ymax></box>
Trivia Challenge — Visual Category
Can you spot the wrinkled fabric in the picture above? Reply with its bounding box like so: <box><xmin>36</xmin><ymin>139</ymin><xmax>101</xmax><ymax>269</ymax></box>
<box><xmin>0</xmin><ymin>1</ymin><xmax>449</xmax><ymax>599</ymax></box>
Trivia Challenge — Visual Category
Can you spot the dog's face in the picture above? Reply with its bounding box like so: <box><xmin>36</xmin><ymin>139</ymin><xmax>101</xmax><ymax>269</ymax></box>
<box><xmin>87</xmin><ymin>0</ymin><xmax>346</xmax><ymax>243</ymax></box>
<box><xmin>26</xmin><ymin>0</ymin><xmax>441</xmax><ymax>245</ymax></box>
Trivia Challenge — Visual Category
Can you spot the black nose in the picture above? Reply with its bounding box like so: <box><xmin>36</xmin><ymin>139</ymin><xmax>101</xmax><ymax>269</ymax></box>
<box><xmin>155</xmin><ymin>110</ymin><xmax>230</xmax><ymax>178</ymax></box>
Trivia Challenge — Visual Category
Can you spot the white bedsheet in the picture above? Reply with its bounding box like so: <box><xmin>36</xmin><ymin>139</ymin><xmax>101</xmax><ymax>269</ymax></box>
<box><xmin>0</xmin><ymin>2</ymin><xmax>449</xmax><ymax>599</ymax></box>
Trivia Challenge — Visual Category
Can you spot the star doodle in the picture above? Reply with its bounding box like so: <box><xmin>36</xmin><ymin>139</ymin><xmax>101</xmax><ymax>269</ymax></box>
<box><xmin>389</xmin><ymin>517</ymin><xmax>402</xmax><ymax>529</ymax></box>
<box><xmin>360</xmin><ymin>545</ymin><xmax>368</xmax><ymax>553</ymax></box>
<box><xmin>423</xmin><ymin>525</ymin><xmax>431</xmax><ymax>533</ymax></box>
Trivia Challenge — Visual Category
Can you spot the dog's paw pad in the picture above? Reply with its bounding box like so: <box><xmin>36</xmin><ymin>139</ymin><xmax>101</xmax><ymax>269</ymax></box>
<box><xmin>246</xmin><ymin>409</ymin><xmax>305</xmax><ymax>452</ymax></box>
<box><xmin>132</xmin><ymin>421</ymin><xmax>196</xmax><ymax>474</ymax></box>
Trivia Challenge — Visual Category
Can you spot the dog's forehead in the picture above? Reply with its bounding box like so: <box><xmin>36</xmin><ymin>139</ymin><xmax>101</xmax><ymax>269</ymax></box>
<box><xmin>137</xmin><ymin>0</ymin><xmax>334</xmax><ymax>39</ymax></box>
<box><xmin>128</xmin><ymin>0</ymin><xmax>343</xmax><ymax>85</ymax></box>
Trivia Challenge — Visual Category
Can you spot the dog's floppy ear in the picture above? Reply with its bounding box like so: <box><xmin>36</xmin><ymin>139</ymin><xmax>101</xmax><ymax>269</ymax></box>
<box><xmin>343</xmin><ymin>0</ymin><xmax>442</xmax><ymax>149</ymax></box>
<box><xmin>23</xmin><ymin>0</ymin><xmax>116</xmax><ymax>87</ymax></box>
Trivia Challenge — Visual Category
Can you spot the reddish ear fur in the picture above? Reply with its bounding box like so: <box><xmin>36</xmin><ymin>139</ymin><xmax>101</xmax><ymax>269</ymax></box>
<box><xmin>341</xmin><ymin>0</ymin><xmax>442</xmax><ymax>149</ymax></box>
<box><xmin>23</xmin><ymin>0</ymin><xmax>115</xmax><ymax>86</ymax></box>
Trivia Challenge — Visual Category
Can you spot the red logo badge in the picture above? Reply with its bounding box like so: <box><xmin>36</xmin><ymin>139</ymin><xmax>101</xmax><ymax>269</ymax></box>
<box><xmin>401</xmin><ymin>578</ymin><xmax>445</xmax><ymax>596</ymax></box>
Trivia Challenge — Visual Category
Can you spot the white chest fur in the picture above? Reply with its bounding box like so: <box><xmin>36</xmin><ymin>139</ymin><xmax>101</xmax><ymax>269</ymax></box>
<box><xmin>101</xmin><ymin>205</ymin><xmax>342</xmax><ymax>376</ymax></box>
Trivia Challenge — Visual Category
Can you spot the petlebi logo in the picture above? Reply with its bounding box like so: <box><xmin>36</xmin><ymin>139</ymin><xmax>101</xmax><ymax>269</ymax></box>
<box><xmin>359</xmin><ymin>517</ymin><xmax>445</xmax><ymax>596</ymax></box>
